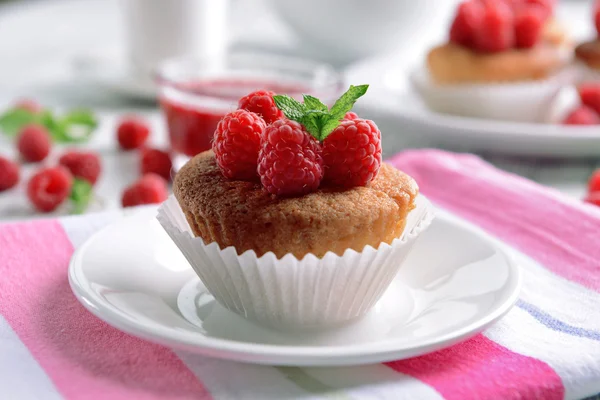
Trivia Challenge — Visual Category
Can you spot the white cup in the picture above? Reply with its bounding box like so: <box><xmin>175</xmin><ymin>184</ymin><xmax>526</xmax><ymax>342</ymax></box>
<box><xmin>121</xmin><ymin>0</ymin><xmax>228</xmax><ymax>74</ymax></box>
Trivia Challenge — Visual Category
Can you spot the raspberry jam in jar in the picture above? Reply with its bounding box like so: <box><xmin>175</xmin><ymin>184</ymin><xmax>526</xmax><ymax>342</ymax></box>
<box><xmin>156</xmin><ymin>53</ymin><xmax>343</xmax><ymax>158</ymax></box>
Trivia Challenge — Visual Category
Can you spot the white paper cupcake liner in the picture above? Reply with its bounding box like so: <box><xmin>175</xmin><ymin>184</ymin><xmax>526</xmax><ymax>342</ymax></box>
<box><xmin>157</xmin><ymin>194</ymin><xmax>434</xmax><ymax>330</ymax></box>
<box><xmin>411</xmin><ymin>66</ymin><xmax>576</xmax><ymax>123</ymax></box>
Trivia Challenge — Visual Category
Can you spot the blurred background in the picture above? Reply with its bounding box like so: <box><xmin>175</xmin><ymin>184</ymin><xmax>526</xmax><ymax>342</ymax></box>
<box><xmin>0</xmin><ymin>0</ymin><xmax>598</xmax><ymax>220</ymax></box>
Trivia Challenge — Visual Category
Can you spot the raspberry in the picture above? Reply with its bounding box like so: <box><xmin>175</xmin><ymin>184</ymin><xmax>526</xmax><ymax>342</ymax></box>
<box><xmin>562</xmin><ymin>106</ymin><xmax>600</xmax><ymax>125</ymax></box>
<box><xmin>59</xmin><ymin>150</ymin><xmax>102</xmax><ymax>185</ymax></box>
<box><xmin>322</xmin><ymin>119</ymin><xmax>382</xmax><ymax>188</ymax></box>
<box><xmin>17</xmin><ymin>124</ymin><xmax>52</xmax><ymax>162</ymax></box>
<box><xmin>450</xmin><ymin>1</ymin><xmax>484</xmax><ymax>47</ymax></box>
<box><xmin>474</xmin><ymin>1</ymin><xmax>515</xmax><ymax>52</ymax></box>
<box><xmin>0</xmin><ymin>157</ymin><xmax>19</xmax><ymax>192</ymax></box>
<box><xmin>140</xmin><ymin>148</ymin><xmax>173</xmax><ymax>181</ymax></box>
<box><xmin>213</xmin><ymin>110</ymin><xmax>266</xmax><ymax>180</ymax></box>
<box><xmin>14</xmin><ymin>99</ymin><xmax>42</xmax><ymax>113</ymax></box>
<box><xmin>344</xmin><ymin>112</ymin><xmax>359</xmax><ymax>120</ymax></box>
<box><xmin>117</xmin><ymin>117</ymin><xmax>150</xmax><ymax>150</ymax></box>
<box><xmin>578</xmin><ymin>83</ymin><xmax>600</xmax><ymax>115</ymax></box>
<box><xmin>514</xmin><ymin>6</ymin><xmax>544</xmax><ymax>48</ymax></box>
<box><xmin>121</xmin><ymin>174</ymin><xmax>168</xmax><ymax>207</ymax></box>
<box><xmin>257</xmin><ymin>119</ymin><xmax>323</xmax><ymax>196</ymax></box>
<box><xmin>238</xmin><ymin>90</ymin><xmax>284</xmax><ymax>124</ymax></box>
<box><xmin>584</xmin><ymin>192</ymin><xmax>600</xmax><ymax>207</ymax></box>
<box><xmin>27</xmin><ymin>166</ymin><xmax>73</xmax><ymax>212</ymax></box>
<box><xmin>588</xmin><ymin>169</ymin><xmax>600</xmax><ymax>194</ymax></box>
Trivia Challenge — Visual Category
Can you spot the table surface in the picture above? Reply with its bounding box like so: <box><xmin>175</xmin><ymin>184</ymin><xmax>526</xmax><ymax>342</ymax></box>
<box><xmin>0</xmin><ymin>0</ymin><xmax>596</xmax><ymax>221</ymax></box>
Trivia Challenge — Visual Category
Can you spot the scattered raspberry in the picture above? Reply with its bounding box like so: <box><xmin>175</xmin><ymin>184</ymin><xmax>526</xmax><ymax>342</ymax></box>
<box><xmin>59</xmin><ymin>150</ymin><xmax>102</xmax><ymax>185</ymax></box>
<box><xmin>121</xmin><ymin>174</ymin><xmax>168</xmax><ymax>207</ymax></box>
<box><xmin>322</xmin><ymin>119</ymin><xmax>382</xmax><ymax>188</ymax></box>
<box><xmin>588</xmin><ymin>169</ymin><xmax>600</xmax><ymax>194</ymax></box>
<box><xmin>344</xmin><ymin>112</ymin><xmax>359</xmax><ymax>120</ymax></box>
<box><xmin>141</xmin><ymin>148</ymin><xmax>173</xmax><ymax>181</ymax></box>
<box><xmin>578</xmin><ymin>83</ymin><xmax>600</xmax><ymax>115</ymax></box>
<box><xmin>213</xmin><ymin>110</ymin><xmax>265</xmax><ymax>180</ymax></box>
<box><xmin>27</xmin><ymin>166</ymin><xmax>73</xmax><ymax>212</ymax></box>
<box><xmin>17</xmin><ymin>124</ymin><xmax>52</xmax><ymax>162</ymax></box>
<box><xmin>514</xmin><ymin>6</ymin><xmax>544</xmax><ymax>48</ymax></box>
<box><xmin>257</xmin><ymin>119</ymin><xmax>323</xmax><ymax>196</ymax></box>
<box><xmin>117</xmin><ymin>117</ymin><xmax>150</xmax><ymax>150</ymax></box>
<box><xmin>474</xmin><ymin>1</ymin><xmax>515</xmax><ymax>53</ymax></box>
<box><xmin>584</xmin><ymin>192</ymin><xmax>600</xmax><ymax>207</ymax></box>
<box><xmin>450</xmin><ymin>1</ymin><xmax>484</xmax><ymax>47</ymax></box>
<box><xmin>238</xmin><ymin>90</ymin><xmax>284</xmax><ymax>124</ymax></box>
<box><xmin>14</xmin><ymin>99</ymin><xmax>42</xmax><ymax>113</ymax></box>
<box><xmin>562</xmin><ymin>106</ymin><xmax>600</xmax><ymax>125</ymax></box>
<box><xmin>0</xmin><ymin>157</ymin><xmax>19</xmax><ymax>192</ymax></box>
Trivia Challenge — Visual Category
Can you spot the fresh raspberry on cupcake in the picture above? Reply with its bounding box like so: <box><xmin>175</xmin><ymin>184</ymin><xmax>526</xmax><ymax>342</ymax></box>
<box><xmin>213</xmin><ymin>109</ymin><xmax>266</xmax><ymax>180</ymax></box>
<box><xmin>238</xmin><ymin>90</ymin><xmax>284</xmax><ymax>124</ymax></box>
<box><xmin>257</xmin><ymin>119</ymin><xmax>323</xmax><ymax>196</ymax></box>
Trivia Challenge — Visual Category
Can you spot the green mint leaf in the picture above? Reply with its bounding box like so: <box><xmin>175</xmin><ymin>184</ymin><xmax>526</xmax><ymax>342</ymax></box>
<box><xmin>53</xmin><ymin>109</ymin><xmax>98</xmax><ymax>143</ymax></box>
<box><xmin>0</xmin><ymin>108</ymin><xmax>40</xmax><ymax>137</ymax></box>
<box><xmin>320</xmin><ymin>117</ymin><xmax>343</xmax><ymax>140</ymax></box>
<box><xmin>301</xmin><ymin>111</ymin><xmax>338</xmax><ymax>141</ymax></box>
<box><xmin>300</xmin><ymin>113</ymin><xmax>321</xmax><ymax>139</ymax></box>
<box><xmin>70</xmin><ymin>178</ymin><xmax>93</xmax><ymax>214</ymax></box>
<box><xmin>329</xmin><ymin>84</ymin><xmax>369</xmax><ymax>120</ymax></box>
<box><xmin>273</xmin><ymin>95</ymin><xmax>306</xmax><ymax>123</ymax></box>
<box><xmin>302</xmin><ymin>95</ymin><xmax>328</xmax><ymax>112</ymax></box>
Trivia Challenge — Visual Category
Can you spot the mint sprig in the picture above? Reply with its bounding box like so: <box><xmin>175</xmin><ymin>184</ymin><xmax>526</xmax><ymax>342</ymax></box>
<box><xmin>273</xmin><ymin>84</ymin><xmax>368</xmax><ymax>141</ymax></box>
<box><xmin>70</xmin><ymin>178</ymin><xmax>93</xmax><ymax>215</ymax></box>
<box><xmin>0</xmin><ymin>107</ymin><xmax>98</xmax><ymax>143</ymax></box>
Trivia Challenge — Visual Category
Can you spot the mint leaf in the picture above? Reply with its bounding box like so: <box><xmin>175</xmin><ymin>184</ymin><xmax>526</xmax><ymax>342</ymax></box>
<box><xmin>54</xmin><ymin>109</ymin><xmax>98</xmax><ymax>143</ymax></box>
<box><xmin>320</xmin><ymin>117</ymin><xmax>343</xmax><ymax>140</ymax></box>
<box><xmin>0</xmin><ymin>109</ymin><xmax>40</xmax><ymax>137</ymax></box>
<box><xmin>273</xmin><ymin>95</ymin><xmax>306</xmax><ymax>122</ymax></box>
<box><xmin>329</xmin><ymin>84</ymin><xmax>369</xmax><ymax>120</ymax></box>
<box><xmin>70</xmin><ymin>178</ymin><xmax>93</xmax><ymax>214</ymax></box>
<box><xmin>302</xmin><ymin>111</ymin><xmax>333</xmax><ymax>139</ymax></box>
<box><xmin>303</xmin><ymin>95</ymin><xmax>328</xmax><ymax>112</ymax></box>
<box><xmin>272</xmin><ymin>85</ymin><xmax>369</xmax><ymax>141</ymax></box>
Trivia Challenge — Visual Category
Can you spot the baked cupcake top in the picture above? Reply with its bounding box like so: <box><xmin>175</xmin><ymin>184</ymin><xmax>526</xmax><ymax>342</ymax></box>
<box><xmin>428</xmin><ymin>0</ymin><xmax>569</xmax><ymax>84</ymax></box>
<box><xmin>174</xmin><ymin>151</ymin><xmax>417</xmax><ymax>258</ymax></box>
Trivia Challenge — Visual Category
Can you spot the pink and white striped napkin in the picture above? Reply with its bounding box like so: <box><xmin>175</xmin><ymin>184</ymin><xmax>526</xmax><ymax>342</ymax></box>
<box><xmin>1</xmin><ymin>149</ymin><xmax>599</xmax><ymax>400</ymax></box>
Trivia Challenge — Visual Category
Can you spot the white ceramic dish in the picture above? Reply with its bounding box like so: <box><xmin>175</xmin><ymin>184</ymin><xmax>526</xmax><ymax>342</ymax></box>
<box><xmin>267</xmin><ymin>0</ymin><xmax>460</xmax><ymax>63</ymax></box>
<box><xmin>347</xmin><ymin>55</ymin><xmax>600</xmax><ymax>158</ymax></box>
<box><xmin>353</xmin><ymin>86</ymin><xmax>600</xmax><ymax>157</ymax></box>
<box><xmin>68</xmin><ymin>207</ymin><xmax>521</xmax><ymax>366</ymax></box>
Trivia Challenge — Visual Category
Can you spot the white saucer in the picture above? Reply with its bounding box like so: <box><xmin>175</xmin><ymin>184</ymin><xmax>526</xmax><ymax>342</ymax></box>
<box><xmin>347</xmin><ymin>58</ymin><xmax>600</xmax><ymax>158</ymax></box>
<box><xmin>68</xmin><ymin>208</ymin><xmax>521</xmax><ymax>366</ymax></box>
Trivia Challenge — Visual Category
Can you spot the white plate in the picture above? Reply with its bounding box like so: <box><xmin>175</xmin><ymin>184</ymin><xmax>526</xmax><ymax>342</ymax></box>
<box><xmin>348</xmin><ymin>57</ymin><xmax>600</xmax><ymax>158</ymax></box>
<box><xmin>68</xmin><ymin>207</ymin><xmax>521</xmax><ymax>366</ymax></box>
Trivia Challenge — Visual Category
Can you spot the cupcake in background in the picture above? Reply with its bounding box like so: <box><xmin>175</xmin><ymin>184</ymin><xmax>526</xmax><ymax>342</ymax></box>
<box><xmin>574</xmin><ymin>0</ymin><xmax>600</xmax><ymax>81</ymax></box>
<box><xmin>412</xmin><ymin>0</ymin><xmax>573</xmax><ymax>123</ymax></box>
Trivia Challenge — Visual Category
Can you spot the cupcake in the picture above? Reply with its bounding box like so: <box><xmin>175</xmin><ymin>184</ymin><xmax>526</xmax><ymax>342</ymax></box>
<box><xmin>574</xmin><ymin>1</ymin><xmax>600</xmax><ymax>81</ymax></box>
<box><xmin>413</xmin><ymin>0</ymin><xmax>572</xmax><ymax>123</ymax></box>
<box><xmin>157</xmin><ymin>86</ymin><xmax>433</xmax><ymax>329</ymax></box>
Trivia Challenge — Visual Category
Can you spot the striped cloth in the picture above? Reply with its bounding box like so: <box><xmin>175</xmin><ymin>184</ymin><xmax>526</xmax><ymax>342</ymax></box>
<box><xmin>1</xmin><ymin>149</ymin><xmax>599</xmax><ymax>400</ymax></box>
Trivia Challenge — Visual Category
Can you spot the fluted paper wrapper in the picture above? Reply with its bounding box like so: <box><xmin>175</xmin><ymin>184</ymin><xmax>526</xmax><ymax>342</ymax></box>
<box><xmin>157</xmin><ymin>195</ymin><xmax>434</xmax><ymax>330</ymax></box>
<box><xmin>411</xmin><ymin>67</ymin><xmax>575</xmax><ymax>123</ymax></box>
